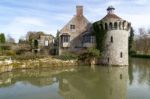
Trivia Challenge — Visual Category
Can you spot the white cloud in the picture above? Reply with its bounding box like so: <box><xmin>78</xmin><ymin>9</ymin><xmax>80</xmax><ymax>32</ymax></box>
<box><xmin>0</xmin><ymin>17</ymin><xmax>52</xmax><ymax>42</ymax></box>
<box><xmin>14</xmin><ymin>17</ymin><xmax>45</xmax><ymax>26</ymax></box>
<box><xmin>134</xmin><ymin>0</ymin><xmax>148</xmax><ymax>5</ymax></box>
<box><xmin>120</xmin><ymin>14</ymin><xmax>150</xmax><ymax>33</ymax></box>
<box><xmin>105</xmin><ymin>0</ymin><xmax>122</xmax><ymax>6</ymax></box>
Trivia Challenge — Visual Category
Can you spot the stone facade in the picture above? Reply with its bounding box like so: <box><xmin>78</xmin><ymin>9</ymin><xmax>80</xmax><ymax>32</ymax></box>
<box><xmin>59</xmin><ymin>6</ymin><xmax>95</xmax><ymax>55</ymax></box>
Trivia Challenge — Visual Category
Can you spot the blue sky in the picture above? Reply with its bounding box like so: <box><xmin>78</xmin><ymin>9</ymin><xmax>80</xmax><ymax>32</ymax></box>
<box><xmin>0</xmin><ymin>0</ymin><xmax>150</xmax><ymax>42</ymax></box>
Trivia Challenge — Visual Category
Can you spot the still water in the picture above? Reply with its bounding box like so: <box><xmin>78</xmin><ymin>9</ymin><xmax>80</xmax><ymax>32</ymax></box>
<box><xmin>0</xmin><ymin>58</ymin><xmax>150</xmax><ymax>99</ymax></box>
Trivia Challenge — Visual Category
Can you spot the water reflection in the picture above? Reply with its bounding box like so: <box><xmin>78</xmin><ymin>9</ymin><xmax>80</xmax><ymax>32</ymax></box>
<box><xmin>129</xmin><ymin>58</ymin><xmax>150</xmax><ymax>86</ymax></box>
<box><xmin>0</xmin><ymin>66</ymin><xmax>128</xmax><ymax>99</ymax></box>
<box><xmin>57</xmin><ymin>66</ymin><xmax>128</xmax><ymax>99</ymax></box>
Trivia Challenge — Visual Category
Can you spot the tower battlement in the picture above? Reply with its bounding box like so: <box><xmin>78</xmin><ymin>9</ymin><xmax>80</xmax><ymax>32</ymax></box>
<box><xmin>98</xmin><ymin>21</ymin><xmax>131</xmax><ymax>31</ymax></box>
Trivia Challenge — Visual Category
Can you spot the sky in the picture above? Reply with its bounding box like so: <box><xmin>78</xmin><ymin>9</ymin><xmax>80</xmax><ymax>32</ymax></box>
<box><xmin>0</xmin><ymin>0</ymin><xmax>150</xmax><ymax>42</ymax></box>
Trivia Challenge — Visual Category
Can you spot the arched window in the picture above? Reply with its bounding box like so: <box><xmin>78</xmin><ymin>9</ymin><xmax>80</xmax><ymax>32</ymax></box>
<box><xmin>111</xmin><ymin>36</ymin><xmax>113</xmax><ymax>43</ymax></box>
<box><xmin>114</xmin><ymin>22</ymin><xmax>117</xmax><ymax>29</ymax></box>
<box><xmin>120</xmin><ymin>52</ymin><xmax>123</xmax><ymax>58</ymax></box>
<box><xmin>105</xmin><ymin>23</ymin><xmax>108</xmax><ymax>30</ymax></box>
<box><xmin>123</xmin><ymin>21</ymin><xmax>126</xmax><ymax>30</ymax></box>
<box><xmin>109</xmin><ymin>22</ymin><xmax>113</xmax><ymax>29</ymax></box>
<box><xmin>34</xmin><ymin>39</ymin><xmax>38</xmax><ymax>48</ymax></box>
<box><xmin>100</xmin><ymin>24</ymin><xmax>103</xmax><ymax>30</ymax></box>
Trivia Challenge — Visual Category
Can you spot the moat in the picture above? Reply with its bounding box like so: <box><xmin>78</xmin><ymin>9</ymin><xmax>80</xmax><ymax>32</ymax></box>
<box><xmin>0</xmin><ymin>58</ymin><xmax>150</xmax><ymax>99</ymax></box>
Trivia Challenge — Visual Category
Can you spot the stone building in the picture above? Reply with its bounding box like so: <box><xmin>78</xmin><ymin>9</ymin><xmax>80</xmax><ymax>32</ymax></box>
<box><xmin>59</xmin><ymin>6</ymin><xmax>95</xmax><ymax>55</ymax></box>
<box><xmin>31</xmin><ymin>33</ymin><xmax>54</xmax><ymax>54</ymax></box>
<box><xmin>59</xmin><ymin>5</ymin><xmax>131</xmax><ymax>66</ymax></box>
<box><xmin>94</xmin><ymin>6</ymin><xmax>131</xmax><ymax>65</ymax></box>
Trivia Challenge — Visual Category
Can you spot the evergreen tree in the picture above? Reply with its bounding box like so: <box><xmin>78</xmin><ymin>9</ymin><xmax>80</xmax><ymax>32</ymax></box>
<box><xmin>0</xmin><ymin>33</ymin><xmax>6</xmax><ymax>43</ymax></box>
<box><xmin>129</xmin><ymin>27</ymin><xmax>134</xmax><ymax>56</ymax></box>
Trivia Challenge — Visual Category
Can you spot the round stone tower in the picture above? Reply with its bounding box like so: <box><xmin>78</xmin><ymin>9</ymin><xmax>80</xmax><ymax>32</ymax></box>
<box><xmin>96</xmin><ymin>6</ymin><xmax>131</xmax><ymax>66</ymax></box>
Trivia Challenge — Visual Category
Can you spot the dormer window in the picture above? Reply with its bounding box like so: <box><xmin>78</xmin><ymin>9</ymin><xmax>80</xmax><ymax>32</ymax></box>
<box><xmin>70</xmin><ymin>25</ymin><xmax>75</xmax><ymax>29</ymax></box>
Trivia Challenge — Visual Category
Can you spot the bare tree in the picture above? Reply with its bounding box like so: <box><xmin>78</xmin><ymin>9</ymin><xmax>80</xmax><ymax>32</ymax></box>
<box><xmin>7</xmin><ymin>35</ymin><xmax>15</xmax><ymax>44</ymax></box>
<box><xmin>135</xmin><ymin>28</ymin><xmax>150</xmax><ymax>54</ymax></box>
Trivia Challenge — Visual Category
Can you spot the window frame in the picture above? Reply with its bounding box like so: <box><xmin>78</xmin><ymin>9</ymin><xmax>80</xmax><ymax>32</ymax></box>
<box><xmin>70</xmin><ymin>25</ymin><xmax>75</xmax><ymax>29</ymax></box>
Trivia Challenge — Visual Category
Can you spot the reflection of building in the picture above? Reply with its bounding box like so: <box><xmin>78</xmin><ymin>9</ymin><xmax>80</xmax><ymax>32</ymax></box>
<box><xmin>58</xmin><ymin>66</ymin><xmax>128</xmax><ymax>99</ymax></box>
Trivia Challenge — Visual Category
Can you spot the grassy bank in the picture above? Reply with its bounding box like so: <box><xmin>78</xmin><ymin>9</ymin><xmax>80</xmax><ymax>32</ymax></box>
<box><xmin>131</xmin><ymin>54</ymin><xmax>150</xmax><ymax>59</ymax></box>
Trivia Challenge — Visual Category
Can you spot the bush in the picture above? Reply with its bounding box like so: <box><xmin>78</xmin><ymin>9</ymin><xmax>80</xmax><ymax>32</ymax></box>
<box><xmin>12</xmin><ymin>52</ymin><xmax>46</xmax><ymax>60</ymax></box>
<box><xmin>5</xmin><ymin>50</ymin><xmax>16</xmax><ymax>56</ymax></box>
<box><xmin>131</xmin><ymin>54</ymin><xmax>150</xmax><ymax>58</ymax></box>
<box><xmin>78</xmin><ymin>48</ymin><xmax>100</xmax><ymax>61</ymax></box>
<box><xmin>129</xmin><ymin>50</ymin><xmax>136</xmax><ymax>56</ymax></box>
<box><xmin>54</xmin><ymin>52</ymin><xmax>78</xmax><ymax>61</ymax></box>
<box><xmin>0</xmin><ymin>44</ymin><xmax>11</xmax><ymax>50</ymax></box>
<box><xmin>0</xmin><ymin>50</ymin><xmax>16</xmax><ymax>56</ymax></box>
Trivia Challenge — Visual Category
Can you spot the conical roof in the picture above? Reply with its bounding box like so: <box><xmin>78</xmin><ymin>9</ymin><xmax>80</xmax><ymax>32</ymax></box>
<box><xmin>102</xmin><ymin>13</ymin><xmax>122</xmax><ymax>20</ymax></box>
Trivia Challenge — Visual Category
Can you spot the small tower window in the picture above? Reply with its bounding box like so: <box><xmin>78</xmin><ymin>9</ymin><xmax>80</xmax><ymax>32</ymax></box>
<box><xmin>111</xmin><ymin>36</ymin><xmax>113</xmax><ymax>43</ymax></box>
<box><xmin>120</xmin><ymin>52</ymin><xmax>123</xmax><ymax>58</ymax></box>
<box><xmin>70</xmin><ymin>25</ymin><xmax>75</xmax><ymax>29</ymax></box>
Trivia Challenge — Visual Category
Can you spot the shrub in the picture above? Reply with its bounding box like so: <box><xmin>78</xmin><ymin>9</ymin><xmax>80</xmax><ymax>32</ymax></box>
<box><xmin>129</xmin><ymin>50</ymin><xmax>137</xmax><ymax>56</ymax></box>
<box><xmin>54</xmin><ymin>52</ymin><xmax>78</xmax><ymax>61</ymax></box>
<box><xmin>12</xmin><ymin>52</ymin><xmax>46</xmax><ymax>60</ymax></box>
<box><xmin>78</xmin><ymin>48</ymin><xmax>100</xmax><ymax>61</ymax></box>
<box><xmin>131</xmin><ymin>54</ymin><xmax>150</xmax><ymax>58</ymax></box>
<box><xmin>5</xmin><ymin>50</ymin><xmax>16</xmax><ymax>56</ymax></box>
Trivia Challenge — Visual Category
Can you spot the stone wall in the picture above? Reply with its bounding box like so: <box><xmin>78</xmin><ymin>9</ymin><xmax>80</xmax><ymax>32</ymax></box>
<box><xmin>101</xmin><ymin>30</ymin><xmax>129</xmax><ymax>65</ymax></box>
<box><xmin>0</xmin><ymin>58</ymin><xmax>78</xmax><ymax>74</ymax></box>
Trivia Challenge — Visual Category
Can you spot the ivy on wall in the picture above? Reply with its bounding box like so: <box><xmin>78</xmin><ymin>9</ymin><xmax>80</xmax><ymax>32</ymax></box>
<box><xmin>92</xmin><ymin>21</ymin><xmax>107</xmax><ymax>52</ymax></box>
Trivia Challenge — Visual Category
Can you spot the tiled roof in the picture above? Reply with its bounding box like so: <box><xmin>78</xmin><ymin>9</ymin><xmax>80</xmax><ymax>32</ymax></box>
<box><xmin>102</xmin><ymin>14</ymin><xmax>121</xmax><ymax>20</ymax></box>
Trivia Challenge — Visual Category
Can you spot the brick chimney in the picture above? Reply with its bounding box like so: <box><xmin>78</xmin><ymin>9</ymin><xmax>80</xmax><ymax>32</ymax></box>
<box><xmin>76</xmin><ymin>5</ymin><xmax>83</xmax><ymax>16</ymax></box>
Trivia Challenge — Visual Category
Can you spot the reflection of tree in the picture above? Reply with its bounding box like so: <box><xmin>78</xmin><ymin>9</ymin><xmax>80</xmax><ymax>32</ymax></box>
<box><xmin>128</xmin><ymin>59</ymin><xmax>134</xmax><ymax>85</ymax></box>
<box><xmin>56</xmin><ymin>66</ymin><xmax>128</xmax><ymax>99</ymax></box>
<box><xmin>0</xmin><ymin>72</ymin><xmax>14</xmax><ymax>88</ymax></box>
<box><xmin>0</xmin><ymin>68</ymin><xmax>76</xmax><ymax>88</ymax></box>
<box><xmin>130</xmin><ymin>58</ymin><xmax>150</xmax><ymax>85</ymax></box>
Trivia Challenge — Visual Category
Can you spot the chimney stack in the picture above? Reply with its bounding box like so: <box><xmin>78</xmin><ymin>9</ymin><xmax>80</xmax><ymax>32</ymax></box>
<box><xmin>76</xmin><ymin>5</ymin><xmax>83</xmax><ymax>16</ymax></box>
